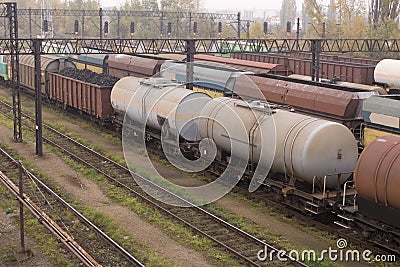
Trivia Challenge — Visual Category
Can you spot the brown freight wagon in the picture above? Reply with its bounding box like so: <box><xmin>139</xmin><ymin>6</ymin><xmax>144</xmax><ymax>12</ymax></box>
<box><xmin>194</xmin><ymin>54</ymin><xmax>291</xmax><ymax>76</ymax></box>
<box><xmin>48</xmin><ymin>72</ymin><xmax>114</xmax><ymax>120</ymax></box>
<box><xmin>108</xmin><ymin>54</ymin><xmax>164</xmax><ymax>78</ymax></box>
<box><xmin>18</xmin><ymin>55</ymin><xmax>76</xmax><ymax>95</ymax></box>
<box><xmin>233</xmin><ymin>75</ymin><xmax>377</xmax><ymax>130</ymax></box>
<box><xmin>232</xmin><ymin>53</ymin><xmax>376</xmax><ymax>85</ymax></box>
<box><xmin>277</xmin><ymin>51</ymin><xmax>380</xmax><ymax>65</ymax></box>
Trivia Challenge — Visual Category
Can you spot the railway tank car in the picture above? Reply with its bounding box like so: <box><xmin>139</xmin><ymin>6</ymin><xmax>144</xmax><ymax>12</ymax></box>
<box><xmin>374</xmin><ymin>59</ymin><xmax>400</xmax><ymax>93</ymax></box>
<box><xmin>199</xmin><ymin>97</ymin><xmax>358</xmax><ymax>186</ymax></box>
<box><xmin>198</xmin><ymin>97</ymin><xmax>359</xmax><ymax>213</ymax></box>
<box><xmin>336</xmin><ymin>136</ymin><xmax>400</xmax><ymax>252</ymax></box>
<box><xmin>111</xmin><ymin>76</ymin><xmax>212</xmax><ymax>142</ymax></box>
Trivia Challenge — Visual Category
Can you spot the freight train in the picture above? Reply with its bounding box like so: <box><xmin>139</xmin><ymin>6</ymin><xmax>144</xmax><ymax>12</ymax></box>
<box><xmin>107</xmin><ymin>75</ymin><xmax>400</xmax><ymax>253</ymax></box>
<box><xmin>232</xmin><ymin>52</ymin><xmax>378</xmax><ymax>85</ymax></box>
<box><xmin>0</xmin><ymin>54</ymin><xmax>392</xmax><ymax>142</ymax></box>
<box><xmin>361</xmin><ymin>95</ymin><xmax>400</xmax><ymax>147</ymax></box>
<box><xmin>4</xmin><ymin>53</ymin><xmax>400</xmax><ymax>143</ymax></box>
<box><xmin>111</xmin><ymin>76</ymin><xmax>358</xmax><ymax>212</ymax></box>
<box><xmin>1</xmin><ymin>53</ymin><xmax>399</xmax><ymax>254</ymax></box>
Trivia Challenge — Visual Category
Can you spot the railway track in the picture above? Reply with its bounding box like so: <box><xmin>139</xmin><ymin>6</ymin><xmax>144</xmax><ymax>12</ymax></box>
<box><xmin>0</xmin><ymin>103</ymin><xmax>307</xmax><ymax>266</ymax></box>
<box><xmin>246</xmin><ymin>187</ymin><xmax>399</xmax><ymax>256</ymax></box>
<box><xmin>0</xmin><ymin>146</ymin><xmax>144</xmax><ymax>266</ymax></box>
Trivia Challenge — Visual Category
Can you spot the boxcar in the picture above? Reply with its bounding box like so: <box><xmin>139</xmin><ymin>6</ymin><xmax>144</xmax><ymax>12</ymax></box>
<box><xmin>18</xmin><ymin>55</ymin><xmax>76</xmax><ymax>94</ymax></box>
<box><xmin>48</xmin><ymin>72</ymin><xmax>114</xmax><ymax>120</ymax></box>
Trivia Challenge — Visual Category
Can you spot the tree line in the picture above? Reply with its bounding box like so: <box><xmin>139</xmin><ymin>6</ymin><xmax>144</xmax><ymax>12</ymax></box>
<box><xmin>6</xmin><ymin>0</ymin><xmax>400</xmax><ymax>40</ymax></box>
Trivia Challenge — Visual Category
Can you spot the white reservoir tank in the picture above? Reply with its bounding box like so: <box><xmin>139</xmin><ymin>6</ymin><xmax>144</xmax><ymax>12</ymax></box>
<box><xmin>198</xmin><ymin>97</ymin><xmax>358</xmax><ymax>187</ymax></box>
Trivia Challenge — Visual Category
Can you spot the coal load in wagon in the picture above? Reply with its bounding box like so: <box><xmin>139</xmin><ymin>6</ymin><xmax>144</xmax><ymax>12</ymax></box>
<box><xmin>59</xmin><ymin>67</ymin><xmax>119</xmax><ymax>87</ymax></box>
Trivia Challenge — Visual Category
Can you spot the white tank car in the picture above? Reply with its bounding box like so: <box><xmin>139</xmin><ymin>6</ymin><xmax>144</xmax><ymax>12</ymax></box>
<box><xmin>111</xmin><ymin>77</ymin><xmax>212</xmax><ymax>141</ymax></box>
<box><xmin>374</xmin><ymin>59</ymin><xmax>400</xmax><ymax>89</ymax></box>
<box><xmin>198</xmin><ymin>97</ymin><xmax>358</xmax><ymax>188</ymax></box>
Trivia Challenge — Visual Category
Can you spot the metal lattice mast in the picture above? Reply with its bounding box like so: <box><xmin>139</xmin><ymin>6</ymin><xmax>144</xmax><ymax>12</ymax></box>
<box><xmin>5</xmin><ymin>3</ymin><xmax>22</xmax><ymax>142</ymax></box>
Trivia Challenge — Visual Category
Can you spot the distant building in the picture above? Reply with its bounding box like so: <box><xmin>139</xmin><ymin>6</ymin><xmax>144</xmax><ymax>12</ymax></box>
<box><xmin>268</xmin><ymin>16</ymin><xmax>280</xmax><ymax>26</ymax></box>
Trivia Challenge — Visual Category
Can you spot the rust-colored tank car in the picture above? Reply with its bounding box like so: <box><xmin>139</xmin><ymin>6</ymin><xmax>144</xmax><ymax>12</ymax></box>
<box><xmin>232</xmin><ymin>53</ymin><xmax>376</xmax><ymax>85</ymax></box>
<box><xmin>18</xmin><ymin>55</ymin><xmax>76</xmax><ymax>94</ymax></box>
<box><xmin>233</xmin><ymin>75</ymin><xmax>376</xmax><ymax>129</ymax></box>
<box><xmin>48</xmin><ymin>72</ymin><xmax>113</xmax><ymax>120</ymax></box>
<box><xmin>355</xmin><ymin>136</ymin><xmax>400</xmax><ymax>211</ymax></box>
<box><xmin>107</xmin><ymin>54</ymin><xmax>164</xmax><ymax>78</ymax></box>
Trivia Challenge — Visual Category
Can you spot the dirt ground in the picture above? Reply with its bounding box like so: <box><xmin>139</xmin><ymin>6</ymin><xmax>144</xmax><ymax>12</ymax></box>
<box><xmin>0</xmin><ymin>208</ymin><xmax>53</xmax><ymax>267</ymax></box>
<box><xmin>0</xmin><ymin>92</ymin><xmax>213</xmax><ymax>266</ymax></box>
<box><xmin>0</xmin><ymin>88</ymin><xmax>371</xmax><ymax>267</ymax></box>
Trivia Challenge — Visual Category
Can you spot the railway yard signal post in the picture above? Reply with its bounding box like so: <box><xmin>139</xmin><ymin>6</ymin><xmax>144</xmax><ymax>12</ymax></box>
<box><xmin>33</xmin><ymin>39</ymin><xmax>42</xmax><ymax>156</ymax></box>
<box><xmin>186</xmin><ymin>40</ymin><xmax>195</xmax><ymax>90</ymax></box>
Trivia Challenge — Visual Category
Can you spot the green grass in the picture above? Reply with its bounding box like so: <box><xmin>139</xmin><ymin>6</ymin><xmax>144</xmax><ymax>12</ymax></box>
<box><xmin>57</xmin><ymin>153</ymin><xmax>237</xmax><ymax>266</ymax></box>
<box><xmin>0</xmin><ymin>174</ymin><xmax>78</xmax><ymax>266</ymax></box>
<box><xmin>0</xmin><ymin>141</ymin><xmax>177</xmax><ymax>266</ymax></box>
<box><xmin>0</xmin><ymin>91</ymin><xmax>355</xmax><ymax>266</ymax></box>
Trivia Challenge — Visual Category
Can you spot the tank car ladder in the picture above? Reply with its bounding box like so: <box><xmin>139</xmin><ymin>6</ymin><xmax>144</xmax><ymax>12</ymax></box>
<box><xmin>304</xmin><ymin>176</ymin><xmax>330</xmax><ymax>215</ymax></box>
<box><xmin>334</xmin><ymin>181</ymin><xmax>356</xmax><ymax>229</ymax></box>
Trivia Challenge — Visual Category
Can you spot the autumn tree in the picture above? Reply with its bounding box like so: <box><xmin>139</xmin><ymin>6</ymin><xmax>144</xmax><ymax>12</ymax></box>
<box><xmin>160</xmin><ymin>0</ymin><xmax>200</xmax><ymax>12</ymax></box>
<box><xmin>249</xmin><ymin>20</ymin><xmax>263</xmax><ymax>38</ymax></box>
<box><xmin>303</xmin><ymin>0</ymin><xmax>325</xmax><ymax>37</ymax></box>
<box><xmin>370</xmin><ymin>0</ymin><xmax>400</xmax><ymax>28</ymax></box>
<box><xmin>335</xmin><ymin>0</ymin><xmax>368</xmax><ymax>38</ymax></box>
<box><xmin>142</xmin><ymin>0</ymin><xmax>159</xmax><ymax>11</ymax></box>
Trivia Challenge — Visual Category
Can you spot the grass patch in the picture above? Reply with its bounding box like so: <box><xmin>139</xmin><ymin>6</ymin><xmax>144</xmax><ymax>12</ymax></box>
<box><xmin>0</xmin><ymin>168</ymin><xmax>78</xmax><ymax>266</ymax></box>
<box><xmin>0</xmin><ymin>142</ymin><xmax>175</xmax><ymax>266</ymax></box>
<box><xmin>51</xmin><ymin>146</ymin><xmax>238</xmax><ymax>266</ymax></box>
<box><xmin>0</xmin><ymin>91</ymin><xmax>347</xmax><ymax>266</ymax></box>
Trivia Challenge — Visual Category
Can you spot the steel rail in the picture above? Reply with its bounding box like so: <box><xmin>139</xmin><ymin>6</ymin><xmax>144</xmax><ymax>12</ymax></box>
<box><xmin>0</xmin><ymin>102</ymin><xmax>145</xmax><ymax>267</ymax></box>
<box><xmin>0</xmin><ymin>150</ymin><xmax>100</xmax><ymax>267</ymax></box>
<box><xmin>0</xmin><ymin>100</ymin><xmax>308</xmax><ymax>266</ymax></box>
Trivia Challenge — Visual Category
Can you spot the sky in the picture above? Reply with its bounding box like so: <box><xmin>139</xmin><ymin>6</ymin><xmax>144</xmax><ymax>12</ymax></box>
<box><xmin>100</xmin><ymin>0</ymin><xmax>285</xmax><ymax>11</ymax></box>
